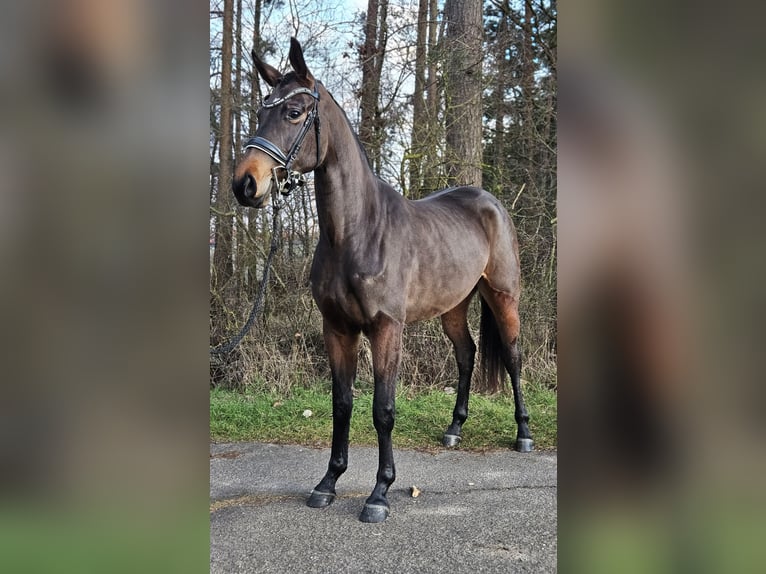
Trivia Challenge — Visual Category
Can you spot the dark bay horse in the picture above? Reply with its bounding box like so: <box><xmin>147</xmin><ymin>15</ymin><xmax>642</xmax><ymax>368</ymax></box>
<box><xmin>233</xmin><ymin>38</ymin><xmax>532</xmax><ymax>523</ymax></box>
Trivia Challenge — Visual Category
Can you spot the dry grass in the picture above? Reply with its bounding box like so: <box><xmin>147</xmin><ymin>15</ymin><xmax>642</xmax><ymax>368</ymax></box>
<box><xmin>211</xmin><ymin>254</ymin><xmax>557</xmax><ymax>393</ymax></box>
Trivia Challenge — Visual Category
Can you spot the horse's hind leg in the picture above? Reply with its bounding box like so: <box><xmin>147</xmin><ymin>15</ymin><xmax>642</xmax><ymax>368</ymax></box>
<box><xmin>479</xmin><ymin>282</ymin><xmax>534</xmax><ymax>452</ymax></box>
<box><xmin>441</xmin><ymin>293</ymin><xmax>477</xmax><ymax>447</ymax></box>
<box><xmin>506</xmin><ymin>336</ymin><xmax>533</xmax><ymax>452</ymax></box>
<box><xmin>307</xmin><ymin>320</ymin><xmax>360</xmax><ymax>509</ymax></box>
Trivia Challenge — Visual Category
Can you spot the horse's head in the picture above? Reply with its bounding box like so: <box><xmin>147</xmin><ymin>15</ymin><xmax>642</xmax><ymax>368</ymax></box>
<box><xmin>233</xmin><ymin>38</ymin><xmax>323</xmax><ymax>208</ymax></box>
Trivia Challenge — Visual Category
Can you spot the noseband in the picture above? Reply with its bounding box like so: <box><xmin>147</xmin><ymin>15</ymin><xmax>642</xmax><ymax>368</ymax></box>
<box><xmin>243</xmin><ymin>81</ymin><xmax>321</xmax><ymax>196</ymax></box>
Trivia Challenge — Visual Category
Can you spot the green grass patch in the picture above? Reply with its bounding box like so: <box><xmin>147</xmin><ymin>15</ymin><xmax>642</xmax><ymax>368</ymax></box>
<box><xmin>211</xmin><ymin>381</ymin><xmax>556</xmax><ymax>450</ymax></box>
<box><xmin>0</xmin><ymin>507</ymin><xmax>208</xmax><ymax>574</ymax></box>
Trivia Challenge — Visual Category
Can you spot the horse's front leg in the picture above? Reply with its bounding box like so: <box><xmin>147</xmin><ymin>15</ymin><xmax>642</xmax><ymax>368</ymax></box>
<box><xmin>307</xmin><ymin>320</ymin><xmax>360</xmax><ymax>509</ymax></box>
<box><xmin>359</xmin><ymin>314</ymin><xmax>403</xmax><ymax>523</ymax></box>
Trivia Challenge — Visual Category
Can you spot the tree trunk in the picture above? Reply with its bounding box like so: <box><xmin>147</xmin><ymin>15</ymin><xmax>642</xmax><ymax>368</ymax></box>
<box><xmin>234</xmin><ymin>0</ymin><xmax>243</xmax><ymax>164</ymax></box>
<box><xmin>443</xmin><ymin>0</ymin><xmax>483</xmax><ymax>188</ymax></box>
<box><xmin>408</xmin><ymin>0</ymin><xmax>429</xmax><ymax>198</ymax></box>
<box><xmin>210</xmin><ymin>101</ymin><xmax>220</xmax><ymax>203</ymax></box>
<box><xmin>247</xmin><ymin>0</ymin><xmax>264</xmax><ymax>295</ymax></box>
<box><xmin>233</xmin><ymin>0</ymin><xmax>245</xmax><ymax>292</ymax></box>
<box><xmin>422</xmin><ymin>0</ymin><xmax>441</xmax><ymax>192</ymax></box>
<box><xmin>248</xmin><ymin>0</ymin><xmax>262</xmax><ymax>138</ymax></box>
<box><xmin>492</xmin><ymin>0</ymin><xmax>510</xmax><ymax>194</ymax></box>
<box><xmin>520</xmin><ymin>0</ymin><xmax>536</xmax><ymax>180</ymax></box>
<box><xmin>359</xmin><ymin>0</ymin><xmax>388</xmax><ymax>174</ymax></box>
<box><xmin>213</xmin><ymin>0</ymin><xmax>235</xmax><ymax>294</ymax></box>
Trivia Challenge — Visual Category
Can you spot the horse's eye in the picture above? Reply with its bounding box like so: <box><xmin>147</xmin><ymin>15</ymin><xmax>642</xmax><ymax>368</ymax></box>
<box><xmin>287</xmin><ymin>109</ymin><xmax>302</xmax><ymax>120</ymax></box>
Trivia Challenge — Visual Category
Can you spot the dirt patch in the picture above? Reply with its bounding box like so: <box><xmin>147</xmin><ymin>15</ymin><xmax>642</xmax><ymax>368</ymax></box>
<box><xmin>210</xmin><ymin>450</ymin><xmax>242</xmax><ymax>459</ymax></box>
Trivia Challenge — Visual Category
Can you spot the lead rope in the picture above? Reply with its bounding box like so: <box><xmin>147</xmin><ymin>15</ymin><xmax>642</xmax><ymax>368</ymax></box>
<box><xmin>210</xmin><ymin>194</ymin><xmax>282</xmax><ymax>356</ymax></box>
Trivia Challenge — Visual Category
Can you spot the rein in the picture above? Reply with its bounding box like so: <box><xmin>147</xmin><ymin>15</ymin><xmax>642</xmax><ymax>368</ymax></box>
<box><xmin>212</xmin><ymin>82</ymin><xmax>320</xmax><ymax>355</ymax></box>
<box><xmin>243</xmin><ymin>81</ymin><xmax>321</xmax><ymax>196</ymax></box>
<box><xmin>209</xmin><ymin>193</ymin><xmax>282</xmax><ymax>356</ymax></box>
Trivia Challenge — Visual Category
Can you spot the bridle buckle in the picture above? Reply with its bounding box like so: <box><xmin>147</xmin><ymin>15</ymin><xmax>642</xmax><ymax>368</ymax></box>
<box><xmin>271</xmin><ymin>165</ymin><xmax>306</xmax><ymax>195</ymax></box>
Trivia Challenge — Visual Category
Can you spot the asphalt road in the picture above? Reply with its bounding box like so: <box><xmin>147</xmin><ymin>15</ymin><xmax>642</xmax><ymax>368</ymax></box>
<box><xmin>210</xmin><ymin>442</ymin><xmax>557</xmax><ymax>573</ymax></box>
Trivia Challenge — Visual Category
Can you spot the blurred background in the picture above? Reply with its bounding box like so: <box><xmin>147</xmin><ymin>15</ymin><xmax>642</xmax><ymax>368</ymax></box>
<box><xmin>559</xmin><ymin>0</ymin><xmax>766</xmax><ymax>571</ymax></box>
<box><xmin>0</xmin><ymin>0</ymin><xmax>764</xmax><ymax>571</ymax></box>
<box><xmin>0</xmin><ymin>1</ymin><xmax>210</xmax><ymax>572</ymax></box>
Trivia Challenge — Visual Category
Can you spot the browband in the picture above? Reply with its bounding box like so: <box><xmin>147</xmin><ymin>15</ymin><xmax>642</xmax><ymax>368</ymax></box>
<box><xmin>261</xmin><ymin>87</ymin><xmax>319</xmax><ymax>109</ymax></box>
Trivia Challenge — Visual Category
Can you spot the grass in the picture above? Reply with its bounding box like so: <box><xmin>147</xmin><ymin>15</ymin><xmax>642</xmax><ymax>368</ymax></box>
<box><xmin>0</xmin><ymin>507</ymin><xmax>207</xmax><ymax>574</ymax></box>
<box><xmin>210</xmin><ymin>380</ymin><xmax>556</xmax><ymax>450</ymax></box>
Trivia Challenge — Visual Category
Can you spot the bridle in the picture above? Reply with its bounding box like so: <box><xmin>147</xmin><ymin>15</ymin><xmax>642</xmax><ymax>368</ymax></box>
<box><xmin>243</xmin><ymin>80</ymin><xmax>321</xmax><ymax>196</ymax></box>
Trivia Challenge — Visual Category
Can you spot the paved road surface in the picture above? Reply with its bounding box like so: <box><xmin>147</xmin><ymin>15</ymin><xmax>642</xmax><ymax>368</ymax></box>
<box><xmin>211</xmin><ymin>442</ymin><xmax>557</xmax><ymax>573</ymax></box>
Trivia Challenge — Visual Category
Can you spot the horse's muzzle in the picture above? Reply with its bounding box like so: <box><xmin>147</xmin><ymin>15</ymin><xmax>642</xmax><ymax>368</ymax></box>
<box><xmin>233</xmin><ymin>174</ymin><xmax>269</xmax><ymax>208</ymax></box>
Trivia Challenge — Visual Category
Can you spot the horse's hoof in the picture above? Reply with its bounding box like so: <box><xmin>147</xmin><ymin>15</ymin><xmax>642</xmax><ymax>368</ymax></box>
<box><xmin>307</xmin><ymin>490</ymin><xmax>336</xmax><ymax>508</ymax></box>
<box><xmin>442</xmin><ymin>433</ymin><xmax>462</xmax><ymax>448</ymax></box>
<box><xmin>515</xmin><ymin>438</ymin><xmax>534</xmax><ymax>452</ymax></box>
<box><xmin>359</xmin><ymin>503</ymin><xmax>389</xmax><ymax>523</ymax></box>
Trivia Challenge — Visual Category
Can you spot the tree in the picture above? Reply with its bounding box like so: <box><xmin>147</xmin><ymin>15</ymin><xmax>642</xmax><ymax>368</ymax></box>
<box><xmin>248</xmin><ymin>0</ymin><xmax>264</xmax><ymax>138</ymax></box>
<box><xmin>212</xmin><ymin>0</ymin><xmax>235</xmax><ymax>293</ymax></box>
<box><xmin>483</xmin><ymin>0</ymin><xmax>558</xmax><ymax>365</ymax></box>
<box><xmin>407</xmin><ymin>0</ymin><xmax>428</xmax><ymax>197</ymax></box>
<box><xmin>359</xmin><ymin>0</ymin><xmax>389</xmax><ymax>174</ymax></box>
<box><xmin>407</xmin><ymin>0</ymin><xmax>443</xmax><ymax>197</ymax></box>
<box><xmin>421</xmin><ymin>0</ymin><xmax>443</xmax><ymax>193</ymax></box>
<box><xmin>443</xmin><ymin>0</ymin><xmax>483</xmax><ymax>187</ymax></box>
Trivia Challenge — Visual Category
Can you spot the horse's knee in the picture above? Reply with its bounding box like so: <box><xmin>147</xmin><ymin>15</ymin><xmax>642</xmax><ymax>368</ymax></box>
<box><xmin>333</xmin><ymin>391</ymin><xmax>353</xmax><ymax>420</ymax></box>
<box><xmin>372</xmin><ymin>402</ymin><xmax>395</xmax><ymax>434</ymax></box>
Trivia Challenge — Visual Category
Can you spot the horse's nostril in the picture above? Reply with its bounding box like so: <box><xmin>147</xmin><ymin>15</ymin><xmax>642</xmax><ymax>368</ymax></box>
<box><xmin>243</xmin><ymin>175</ymin><xmax>256</xmax><ymax>198</ymax></box>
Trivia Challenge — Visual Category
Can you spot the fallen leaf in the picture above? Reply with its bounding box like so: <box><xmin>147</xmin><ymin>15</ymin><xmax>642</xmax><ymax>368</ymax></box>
<box><xmin>410</xmin><ymin>486</ymin><xmax>421</xmax><ymax>498</ymax></box>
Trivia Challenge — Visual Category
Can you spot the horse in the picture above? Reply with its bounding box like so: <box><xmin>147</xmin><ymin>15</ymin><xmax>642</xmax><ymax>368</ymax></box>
<box><xmin>232</xmin><ymin>38</ymin><xmax>533</xmax><ymax>523</ymax></box>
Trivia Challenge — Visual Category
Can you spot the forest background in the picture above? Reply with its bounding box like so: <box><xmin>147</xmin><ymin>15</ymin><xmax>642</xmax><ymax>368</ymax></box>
<box><xmin>209</xmin><ymin>0</ymin><xmax>557</xmax><ymax>398</ymax></box>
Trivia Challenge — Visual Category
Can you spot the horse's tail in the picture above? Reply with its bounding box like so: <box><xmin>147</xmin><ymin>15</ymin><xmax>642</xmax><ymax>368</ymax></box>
<box><xmin>477</xmin><ymin>296</ymin><xmax>507</xmax><ymax>394</ymax></box>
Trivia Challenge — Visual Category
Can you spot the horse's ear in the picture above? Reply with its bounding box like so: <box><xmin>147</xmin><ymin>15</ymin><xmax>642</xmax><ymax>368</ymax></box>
<box><xmin>252</xmin><ymin>49</ymin><xmax>282</xmax><ymax>88</ymax></box>
<box><xmin>288</xmin><ymin>37</ymin><xmax>314</xmax><ymax>84</ymax></box>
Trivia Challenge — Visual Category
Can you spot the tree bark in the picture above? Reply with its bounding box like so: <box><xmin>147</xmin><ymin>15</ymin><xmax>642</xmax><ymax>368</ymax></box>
<box><xmin>492</xmin><ymin>0</ymin><xmax>510</xmax><ymax>193</ymax></box>
<box><xmin>359</xmin><ymin>0</ymin><xmax>388</xmax><ymax>174</ymax></box>
<box><xmin>234</xmin><ymin>0</ymin><xmax>243</xmax><ymax>163</ymax></box>
<box><xmin>443</xmin><ymin>0</ymin><xmax>483</xmax><ymax>188</ymax></box>
<box><xmin>408</xmin><ymin>0</ymin><xmax>429</xmax><ymax>197</ymax></box>
<box><xmin>248</xmin><ymin>0</ymin><xmax>263</xmax><ymax>138</ymax></box>
<box><xmin>247</xmin><ymin>0</ymin><xmax>264</xmax><ymax>295</ymax></box>
<box><xmin>212</xmin><ymin>0</ymin><xmax>235</xmax><ymax>291</ymax></box>
<box><xmin>422</xmin><ymin>0</ymin><xmax>441</xmax><ymax>192</ymax></box>
<box><xmin>520</xmin><ymin>0</ymin><xmax>536</xmax><ymax>180</ymax></box>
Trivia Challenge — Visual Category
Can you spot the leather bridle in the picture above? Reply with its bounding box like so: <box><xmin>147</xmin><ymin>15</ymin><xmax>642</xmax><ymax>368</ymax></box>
<box><xmin>243</xmin><ymin>80</ymin><xmax>321</xmax><ymax>195</ymax></box>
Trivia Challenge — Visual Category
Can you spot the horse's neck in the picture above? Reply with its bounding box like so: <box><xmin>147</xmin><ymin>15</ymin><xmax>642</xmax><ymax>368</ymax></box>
<box><xmin>312</xmin><ymin>110</ymin><xmax>382</xmax><ymax>246</ymax></box>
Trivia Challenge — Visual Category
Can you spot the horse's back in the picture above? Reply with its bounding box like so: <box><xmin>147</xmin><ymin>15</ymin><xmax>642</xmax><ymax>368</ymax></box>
<box><xmin>416</xmin><ymin>185</ymin><xmax>489</xmax><ymax>206</ymax></box>
<box><xmin>417</xmin><ymin>185</ymin><xmax>511</xmax><ymax>218</ymax></box>
<box><xmin>404</xmin><ymin>185</ymin><xmax>521</xmax><ymax>312</ymax></box>
<box><xmin>413</xmin><ymin>186</ymin><xmax>518</xmax><ymax>246</ymax></box>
